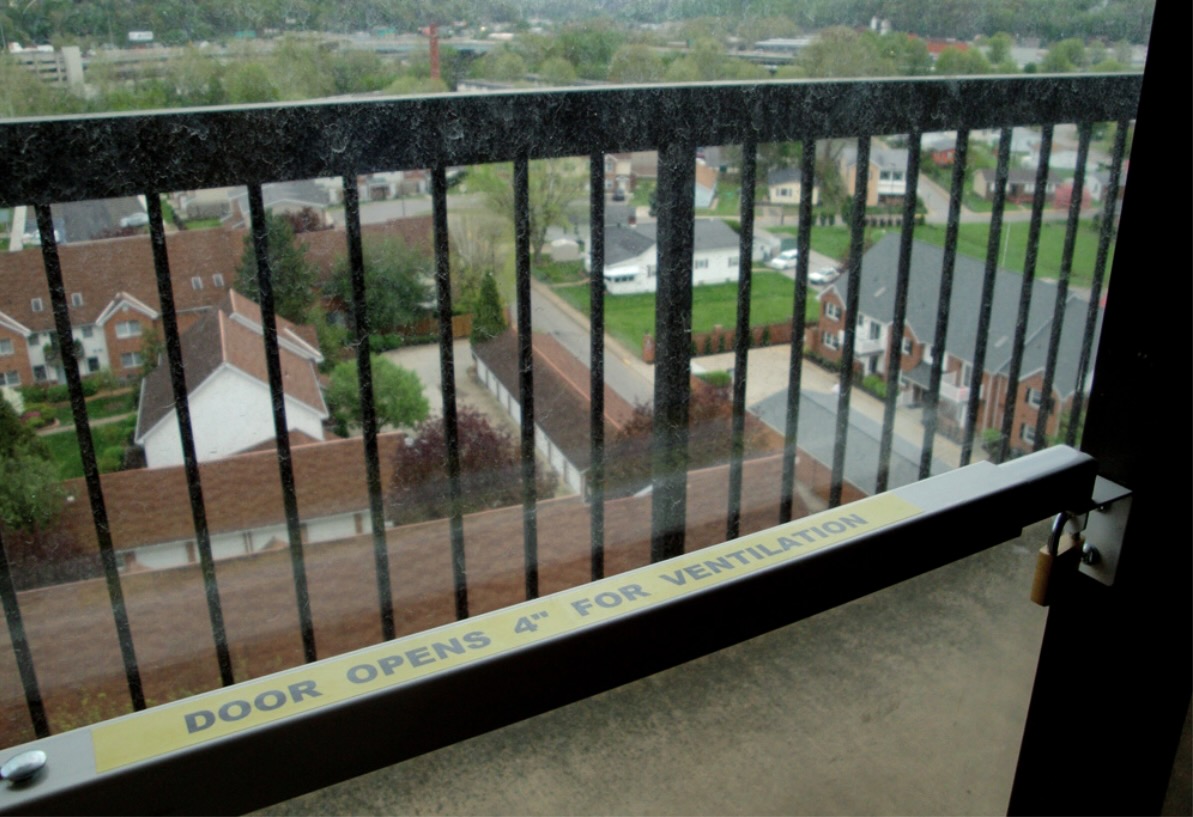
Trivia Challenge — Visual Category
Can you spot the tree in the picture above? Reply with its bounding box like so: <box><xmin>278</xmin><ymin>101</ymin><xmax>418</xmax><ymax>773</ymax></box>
<box><xmin>1041</xmin><ymin>38</ymin><xmax>1088</xmax><ymax>72</ymax></box>
<box><xmin>798</xmin><ymin>28</ymin><xmax>895</xmax><ymax>78</ymax></box>
<box><xmin>935</xmin><ymin>47</ymin><xmax>993</xmax><ymax>75</ymax></box>
<box><xmin>326</xmin><ymin>355</ymin><xmax>429</xmax><ymax>437</ymax></box>
<box><xmin>235</xmin><ymin>212</ymin><xmax>317</xmax><ymax>324</ymax></box>
<box><xmin>223</xmin><ymin>60</ymin><xmax>280</xmax><ymax>104</ymax></box>
<box><xmin>604</xmin><ymin>382</ymin><xmax>770</xmax><ymax>498</ymax></box>
<box><xmin>471</xmin><ymin>48</ymin><xmax>527</xmax><ymax>82</ymax></box>
<box><xmin>470</xmin><ymin>272</ymin><xmax>507</xmax><ymax>345</ymax></box>
<box><xmin>986</xmin><ymin>32</ymin><xmax>1014</xmax><ymax>66</ymax></box>
<box><xmin>448</xmin><ymin>213</ymin><xmax>503</xmax><ymax>306</ymax></box>
<box><xmin>607</xmin><ymin>44</ymin><xmax>666</xmax><ymax>84</ymax></box>
<box><xmin>325</xmin><ymin>237</ymin><xmax>433</xmax><ymax>336</ymax></box>
<box><xmin>476</xmin><ymin>159</ymin><xmax>584</xmax><ymax>265</ymax></box>
<box><xmin>538</xmin><ymin>56</ymin><xmax>578</xmax><ymax>85</ymax></box>
<box><xmin>387</xmin><ymin>407</ymin><xmax>557</xmax><ymax>526</ymax></box>
<box><xmin>0</xmin><ymin>397</ymin><xmax>63</xmax><ymax>565</ymax></box>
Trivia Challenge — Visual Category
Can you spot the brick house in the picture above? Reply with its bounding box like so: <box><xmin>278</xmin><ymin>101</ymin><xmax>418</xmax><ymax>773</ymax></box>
<box><xmin>0</xmin><ymin>217</ymin><xmax>432</xmax><ymax>386</ymax></box>
<box><xmin>812</xmin><ymin>234</ymin><xmax>1099</xmax><ymax>454</ymax></box>
<box><xmin>839</xmin><ymin>142</ymin><xmax>909</xmax><ymax>206</ymax></box>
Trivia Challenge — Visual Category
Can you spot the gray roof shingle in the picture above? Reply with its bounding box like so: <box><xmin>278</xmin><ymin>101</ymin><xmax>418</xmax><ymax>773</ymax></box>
<box><xmin>827</xmin><ymin>234</ymin><xmax>1099</xmax><ymax>398</ymax></box>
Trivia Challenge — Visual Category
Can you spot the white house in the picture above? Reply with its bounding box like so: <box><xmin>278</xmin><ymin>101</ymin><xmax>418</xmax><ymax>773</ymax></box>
<box><xmin>135</xmin><ymin>295</ymin><xmax>326</xmax><ymax>468</ymax></box>
<box><xmin>589</xmin><ymin>219</ymin><xmax>742</xmax><ymax>295</ymax></box>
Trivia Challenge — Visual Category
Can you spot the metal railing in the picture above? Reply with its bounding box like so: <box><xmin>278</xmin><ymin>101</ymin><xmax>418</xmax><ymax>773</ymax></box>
<box><xmin>0</xmin><ymin>74</ymin><xmax>1140</xmax><ymax>770</ymax></box>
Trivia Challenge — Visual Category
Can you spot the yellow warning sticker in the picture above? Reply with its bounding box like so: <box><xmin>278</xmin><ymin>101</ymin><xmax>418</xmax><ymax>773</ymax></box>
<box><xmin>91</xmin><ymin>493</ymin><xmax>920</xmax><ymax>772</ymax></box>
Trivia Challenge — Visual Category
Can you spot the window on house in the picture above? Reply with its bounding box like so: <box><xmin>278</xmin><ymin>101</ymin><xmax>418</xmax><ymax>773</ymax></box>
<box><xmin>71</xmin><ymin>292</ymin><xmax>84</xmax><ymax>307</ymax></box>
<box><xmin>192</xmin><ymin>277</ymin><xmax>203</xmax><ymax>290</ymax></box>
<box><xmin>869</xmin><ymin>322</ymin><xmax>881</xmax><ymax>340</ymax></box>
<box><xmin>822</xmin><ymin>331</ymin><xmax>840</xmax><ymax>350</ymax></box>
<box><xmin>121</xmin><ymin>352</ymin><xmax>144</xmax><ymax>368</ymax></box>
<box><xmin>857</xmin><ymin>312</ymin><xmax>865</xmax><ymax>327</ymax></box>
<box><xmin>0</xmin><ymin>339</ymin><xmax>12</xmax><ymax>356</ymax></box>
<box><xmin>33</xmin><ymin>365</ymin><xmax>46</xmax><ymax>382</ymax></box>
<box><xmin>212</xmin><ymin>273</ymin><xmax>225</xmax><ymax>288</ymax></box>
<box><xmin>1026</xmin><ymin>387</ymin><xmax>1042</xmax><ymax>407</ymax></box>
<box><xmin>116</xmin><ymin>320</ymin><xmax>142</xmax><ymax>338</ymax></box>
<box><xmin>1020</xmin><ymin>423</ymin><xmax>1037</xmax><ymax>444</ymax></box>
<box><xmin>2</xmin><ymin>371</ymin><xmax>19</xmax><ymax>385</ymax></box>
<box><xmin>901</xmin><ymin>337</ymin><xmax>912</xmax><ymax>356</ymax></box>
<box><xmin>825</xmin><ymin>302</ymin><xmax>842</xmax><ymax>321</ymax></box>
<box><xmin>727</xmin><ymin>257</ymin><xmax>738</xmax><ymax>268</ymax></box>
<box><xmin>923</xmin><ymin>343</ymin><xmax>934</xmax><ymax>363</ymax></box>
<box><xmin>694</xmin><ymin>259</ymin><xmax>709</xmax><ymax>269</ymax></box>
<box><xmin>81</xmin><ymin>325</ymin><xmax>94</xmax><ymax>339</ymax></box>
<box><xmin>31</xmin><ymin>298</ymin><xmax>44</xmax><ymax>312</ymax></box>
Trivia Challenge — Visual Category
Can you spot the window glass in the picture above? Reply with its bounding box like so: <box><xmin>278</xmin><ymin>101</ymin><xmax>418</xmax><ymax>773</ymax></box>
<box><xmin>0</xmin><ymin>3</ymin><xmax>1148</xmax><ymax>779</ymax></box>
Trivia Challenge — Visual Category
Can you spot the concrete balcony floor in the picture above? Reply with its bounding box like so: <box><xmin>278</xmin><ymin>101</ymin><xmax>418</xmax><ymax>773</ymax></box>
<box><xmin>256</xmin><ymin>519</ymin><xmax>1190</xmax><ymax>816</ymax></box>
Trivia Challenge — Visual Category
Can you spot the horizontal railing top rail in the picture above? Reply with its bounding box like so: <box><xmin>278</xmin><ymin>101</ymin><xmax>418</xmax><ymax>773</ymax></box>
<box><xmin>0</xmin><ymin>74</ymin><xmax>1141</xmax><ymax>206</ymax></box>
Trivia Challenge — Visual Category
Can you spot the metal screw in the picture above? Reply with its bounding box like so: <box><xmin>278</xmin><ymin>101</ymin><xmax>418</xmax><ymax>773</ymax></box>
<box><xmin>1081</xmin><ymin>542</ymin><xmax>1101</xmax><ymax>565</ymax></box>
<box><xmin>1</xmin><ymin>750</ymin><xmax>46</xmax><ymax>784</ymax></box>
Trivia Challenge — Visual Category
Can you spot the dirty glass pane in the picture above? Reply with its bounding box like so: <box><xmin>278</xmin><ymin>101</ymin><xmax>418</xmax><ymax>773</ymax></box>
<box><xmin>0</xmin><ymin>3</ymin><xmax>1150</xmax><ymax>793</ymax></box>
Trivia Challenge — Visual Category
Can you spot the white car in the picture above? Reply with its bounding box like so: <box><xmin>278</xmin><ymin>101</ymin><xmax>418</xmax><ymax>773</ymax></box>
<box><xmin>766</xmin><ymin>248</ymin><xmax>799</xmax><ymax>270</ymax></box>
<box><xmin>808</xmin><ymin>266</ymin><xmax>841</xmax><ymax>285</ymax></box>
<box><xmin>120</xmin><ymin>212</ymin><xmax>150</xmax><ymax>228</ymax></box>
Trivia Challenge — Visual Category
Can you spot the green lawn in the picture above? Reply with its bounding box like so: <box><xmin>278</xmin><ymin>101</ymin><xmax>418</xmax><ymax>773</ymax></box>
<box><xmin>913</xmin><ymin>220</ymin><xmax>1112</xmax><ymax>286</ymax></box>
<box><xmin>554</xmin><ymin>271</ymin><xmax>820</xmax><ymax>358</ymax></box>
<box><xmin>42</xmin><ymin>416</ymin><xmax>137</xmax><ymax>480</ymax></box>
<box><xmin>52</xmin><ymin>391</ymin><xmax>136</xmax><ymax>425</ymax></box>
<box><xmin>183</xmin><ymin>217</ymin><xmax>224</xmax><ymax>230</ymax></box>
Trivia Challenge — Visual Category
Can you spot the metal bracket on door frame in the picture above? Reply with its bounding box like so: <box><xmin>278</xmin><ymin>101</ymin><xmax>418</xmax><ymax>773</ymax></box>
<box><xmin>1074</xmin><ymin>475</ymin><xmax>1132</xmax><ymax>587</ymax></box>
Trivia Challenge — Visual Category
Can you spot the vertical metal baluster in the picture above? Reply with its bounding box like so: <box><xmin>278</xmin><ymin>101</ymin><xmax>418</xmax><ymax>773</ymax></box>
<box><xmin>650</xmin><ymin>140</ymin><xmax>696</xmax><ymax>562</ymax></box>
<box><xmin>0</xmin><ymin>530</ymin><xmax>48</xmax><ymax>737</ymax></box>
<box><xmin>145</xmin><ymin>194</ymin><xmax>234</xmax><ymax>685</ymax></box>
<box><xmin>34</xmin><ymin>204</ymin><xmax>145</xmax><ymax>709</ymax></box>
<box><xmin>875</xmin><ymin>130</ymin><xmax>921</xmax><ymax>493</ymax></box>
<box><xmin>342</xmin><ymin>179</ymin><xmax>394</xmax><ymax>641</ymax></box>
<box><xmin>431</xmin><ymin>167</ymin><xmax>468</xmax><ymax>620</ymax></box>
<box><xmin>1033</xmin><ymin>123</ymin><xmax>1092</xmax><ymax>450</ymax></box>
<box><xmin>726</xmin><ymin>135</ymin><xmax>757</xmax><ymax>541</ymax></box>
<box><xmin>513</xmin><ymin>154</ymin><xmax>539</xmax><ymax>600</ymax></box>
<box><xmin>830</xmin><ymin>136</ymin><xmax>870</xmax><ymax>508</ymax></box>
<box><xmin>997</xmin><ymin>126</ymin><xmax>1054</xmax><ymax>463</ymax></box>
<box><xmin>919</xmin><ymin>131</ymin><xmax>969</xmax><ymax>479</ymax></box>
<box><xmin>960</xmin><ymin>127</ymin><xmax>1012</xmax><ymax>466</ymax></box>
<box><xmin>1068</xmin><ymin>119</ymin><xmax>1129</xmax><ymax>445</ymax></box>
<box><xmin>780</xmin><ymin>139</ymin><xmax>816</xmax><ymax>523</ymax></box>
<box><xmin>588</xmin><ymin>153</ymin><xmax>606</xmax><ymax>581</ymax></box>
<box><xmin>246</xmin><ymin>186</ymin><xmax>316</xmax><ymax>663</ymax></box>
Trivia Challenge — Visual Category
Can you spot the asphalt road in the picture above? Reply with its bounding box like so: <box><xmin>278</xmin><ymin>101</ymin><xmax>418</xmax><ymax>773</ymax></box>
<box><xmin>528</xmin><ymin>279</ymin><xmax>655</xmax><ymax>407</ymax></box>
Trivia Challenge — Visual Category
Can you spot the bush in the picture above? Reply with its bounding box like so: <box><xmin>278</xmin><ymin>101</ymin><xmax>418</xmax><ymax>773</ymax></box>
<box><xmin>20</xmin><ymin>404</ymin><xmax>54</xmax><ymax>430</ymax></box>
<box><xmin>97</xmin><ymin>445</ymin><xmax>125</xmax><ymax>473</ymax></box>
<box><xmin>860</xmin><ymin>374</ymin><xmax>888</xmax><ymax>399</ymax></box>
<box><xmin>388</xmin><ymin>407</ymin><xmax>557</xmax><ymax>525</ymax></box>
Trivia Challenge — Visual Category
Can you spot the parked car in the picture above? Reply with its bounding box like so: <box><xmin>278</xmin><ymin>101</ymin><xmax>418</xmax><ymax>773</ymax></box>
<box><xmin>808</xmin><ymin>266</ymin><xmax>841</xmax><ymax>285</ymax></box>
<box><xmin>120</xmin><ymin>212</ymin><xmax>149</xmax><ymax>228</ymax></box>
<box><xmin>766</xmin><ymin>248</ymin><xmax>799</xmax><ymax>270</ymax></box>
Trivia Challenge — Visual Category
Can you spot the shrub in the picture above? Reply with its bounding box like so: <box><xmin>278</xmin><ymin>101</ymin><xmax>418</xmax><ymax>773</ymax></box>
<box><xmin>861</xmin><ymin>374</ymin><xmax>888</xmax><ymax>399</ymax></box>
<box><xmin>387</xmin><ymin>407</ymin><xmax>557</xmax><ymax>525</ymax></box>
